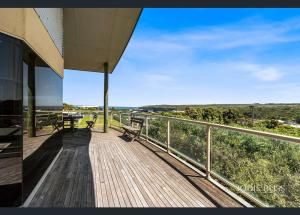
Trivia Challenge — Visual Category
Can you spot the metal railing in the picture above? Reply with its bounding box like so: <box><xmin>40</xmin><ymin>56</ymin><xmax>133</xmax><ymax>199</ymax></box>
<box><xmin>109</xmin><ymin>112</ymin><xmax>300</xmax><ymax>208</ymax></box>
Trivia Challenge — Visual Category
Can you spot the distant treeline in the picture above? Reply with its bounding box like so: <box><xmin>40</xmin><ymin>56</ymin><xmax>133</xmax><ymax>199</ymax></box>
<box><xmin>141</xmin><ymin>103</ymin><xmax>300</xmax><ymax>122</ymax></box>
<box><xmin>63</xmin><ymin>103</ymin><xmax>136</xmax><ymax>111</ymax></box>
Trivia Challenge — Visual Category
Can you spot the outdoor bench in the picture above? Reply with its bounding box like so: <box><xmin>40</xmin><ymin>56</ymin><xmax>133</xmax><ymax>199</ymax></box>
<box><xmin>122</xmin><ymin>117</ymin><xmax>144</xmax><ymax>142</ymax></box>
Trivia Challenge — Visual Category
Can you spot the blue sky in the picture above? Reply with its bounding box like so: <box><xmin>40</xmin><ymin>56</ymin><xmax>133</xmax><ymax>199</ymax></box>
<box><xmin>64</xmin><ymin>9</ymin><xmax>300</xmax><ymax>107</ymax></box>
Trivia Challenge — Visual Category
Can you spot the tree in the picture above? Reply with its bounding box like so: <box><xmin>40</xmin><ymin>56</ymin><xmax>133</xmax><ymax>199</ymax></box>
<box><xmin>200</xmin><ymin>108</ymin><xmax>222</xmax><ymax>122</ymax></box>
<box><xmin>63</xmin><ymin>103</ymin><xmax>74</xmax><ymax>110</ymax></box>
<box><xmin>243</xmin><ymin>111</ymin><xmax>252</xmax><ymax>118</ymax></box>
<box><xmin>222</xmin><ymin>108</ymin><xmax>240</xmax><ymax>124</ymax></box>
<box><xmin>185</xmin><ymin>107</ymin><xmax>199</xmax><ymax>120</ymax></box>
<box><xmin>265</xmin><ymin>119</ymin><xmax>279</xmax><ymax>129</ymax></box>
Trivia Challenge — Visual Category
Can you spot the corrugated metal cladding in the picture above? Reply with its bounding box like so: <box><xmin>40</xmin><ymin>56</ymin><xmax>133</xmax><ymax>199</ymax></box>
<box><xmin>34</xmin><ymin>8</ymin><xmax>63</xmax><ymax>56</ymax></box>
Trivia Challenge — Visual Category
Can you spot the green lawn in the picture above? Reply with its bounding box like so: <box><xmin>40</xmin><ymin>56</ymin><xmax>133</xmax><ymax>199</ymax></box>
<box><xmin>76</xmin><ymin>114</ymin><xmax>120</xmax><ymax>128</ymax></box>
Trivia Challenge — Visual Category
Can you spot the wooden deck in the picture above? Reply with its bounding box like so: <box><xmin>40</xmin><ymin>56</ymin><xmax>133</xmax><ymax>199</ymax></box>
<box><xmin>28</xmin><ymin>128</ymin><xmax>242</xmax><ymax>207</ymax></box>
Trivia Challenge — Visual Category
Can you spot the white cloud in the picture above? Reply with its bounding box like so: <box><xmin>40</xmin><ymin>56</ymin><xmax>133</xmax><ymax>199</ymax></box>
<box><xmin>236</xmin><ymin>63</ymin><xmax>283</xmax><ymax>81</ymax></box>
<box><xmin>129</xmin><ymin>15</ymin><xmax>300</xmax><ymax>56</ymax></box>
<box><xmin>253</xmin><ymin>83</ymin><xmax>300</xmax><ymax>102</ymax></box>
<box><xmin>122</xmin><ymin>15</ymin><xmax>300</xmax><ymax>85</ymax></box>
<box><xmin>144</xmin><ymin>74</ymin><xmax>174</xmax><ymax>82</ymax></box>
<box><xmin>126</xmin><ymin>15</ymin><xmax>300</xmax><ymax>82</ymax></box>
<box><xmin>141</xmin><ymin>73</ymin><xmax>175</xmax><ymax>88</ymax></box>
<box><xmin>112</xmin><ymin>15</ymin><xmax>300</xmax><ymax>105</ymax></box>
<box><xmin>251</xmin><ymin>68</ymin><xmax>282</xmax><ymax>81</ymax></box>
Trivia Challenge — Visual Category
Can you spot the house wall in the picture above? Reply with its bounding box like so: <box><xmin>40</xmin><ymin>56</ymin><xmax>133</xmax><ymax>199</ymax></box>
<box><xmin>34</xmin><ymin>8</ymin><xmax>63</xmax><ymax>56</ymax></box>
<box><xmin>0</xmin><ymin>32</ymin><xmax>63</xmax><ymax>206</ymax></box>
<box><xmin>0</xmin><ymin>8</ymin><xmax>64</xmax><ymax>77</ymax></box>
<box><xmin>0</xmin><ymin>33</ymin><xmax>23</xmax><ymax>207</ymax></box>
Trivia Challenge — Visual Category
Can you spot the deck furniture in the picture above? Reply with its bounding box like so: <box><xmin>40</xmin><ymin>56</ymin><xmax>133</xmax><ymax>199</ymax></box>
<box><xmin>35</xmin><ymin>114</ymin><xmax>50</xmax><ymax>130</ymax></box>
<box><xmin>0</xmin><ymin>125</ymin><xmax>22</xmax><ymax>158</ymax></box>
<box><xmin>48</xmin><ymin>114</ymin><xmax>64</xmax><ymax>132</ymax></box>
<box><xmin>36</xmin><ymin>118</ymin><xmax>44</xmax><ymax>130</ymax></box>
<box><xmin>63</xmin><ymin>115</ymin><xmax>83</xmax><ymax>131</ymax></box>
<box><xmin>86</xmin><ymin>114</ymin><xmax>98</xmax><ymax>129</ymax></box>
<box><xmin>0</xmin><ymin>127</ymin><xmax>20</xmax><ymax>137</ymax></box>
<box><xmin>122</xmin><ymin>117</ymin><xmax>144</xmax><ymax>142</ymax></box>
<box><xmin>0</xmin><ymin>143</ymin><xmax>11</xmax><ymax>153</ymax></box>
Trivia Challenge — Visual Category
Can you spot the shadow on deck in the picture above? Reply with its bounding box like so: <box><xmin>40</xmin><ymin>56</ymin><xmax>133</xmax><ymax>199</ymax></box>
<box><xmin>27</xmin><ymin>128</ymin><xmax>243</xmax><ymax>208</ymax></box>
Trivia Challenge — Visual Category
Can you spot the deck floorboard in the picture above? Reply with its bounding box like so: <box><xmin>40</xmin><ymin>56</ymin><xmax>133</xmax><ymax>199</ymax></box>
<box><xmin>28</xmin><ymin>128</ymin><xmax>242</xmax><ymax>207</ymax></box>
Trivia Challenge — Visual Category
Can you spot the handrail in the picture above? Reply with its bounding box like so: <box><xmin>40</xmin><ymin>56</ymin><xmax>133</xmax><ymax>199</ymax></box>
<box><xmin>0</xmin><ymin>115</ymin><xmax>22</xmax><ymax>117</ymax></box>
<box><xmin>131</xmin><ymin>112</ymin><xmax>300</xmax><ymax>144</ymax></box>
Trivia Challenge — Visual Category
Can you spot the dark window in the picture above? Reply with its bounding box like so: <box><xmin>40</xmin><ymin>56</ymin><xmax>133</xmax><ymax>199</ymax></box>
<box><xmin>22</xmin><ymin>48</ymin><xmax>63</xmax><ymax>202</ymax></box>
<box><xmin>0</xmin><ymin>33</ymin><xmax>23</xmax><ymax>207</ymax></box>
<box><xmin>0</xmin><ymin>32</ymin><xmax>63</xmax><ymax>206</ymax></box>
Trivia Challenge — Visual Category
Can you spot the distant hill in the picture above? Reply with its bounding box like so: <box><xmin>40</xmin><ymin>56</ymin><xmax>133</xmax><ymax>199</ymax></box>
<box><xmin>141</xmin><ymin>103</ymin><xmax>300</xmax><ymax>110</ymax></box>
<box><xmin>140</xmin><ymin>103</ymin><xmax>300</xmax><ymax>121</ymax></box>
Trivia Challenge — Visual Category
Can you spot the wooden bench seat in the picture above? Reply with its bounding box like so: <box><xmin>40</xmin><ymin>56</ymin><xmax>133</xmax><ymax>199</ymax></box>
<box><xmin>122</xmin><ymin>117</ymin><xmax>144</xmax><ymax>142</ymax></box>
<box><xmin>122</xmin><ymin>125</ymin><xmax>140</xmax><ymax>131</ymax></box>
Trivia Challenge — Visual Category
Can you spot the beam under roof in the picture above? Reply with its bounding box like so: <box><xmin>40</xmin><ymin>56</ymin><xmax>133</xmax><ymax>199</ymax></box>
<box><xmin>63</xmin><ymin>8</ymin><xmax>142</xmax><ymax>73</ymax></box>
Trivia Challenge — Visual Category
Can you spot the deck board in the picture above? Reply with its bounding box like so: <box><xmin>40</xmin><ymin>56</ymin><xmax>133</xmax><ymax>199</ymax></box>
<box><xmin>28</xmin><ymin>128</ymin><xmax>242</xmax><ymax>207</ymax></box>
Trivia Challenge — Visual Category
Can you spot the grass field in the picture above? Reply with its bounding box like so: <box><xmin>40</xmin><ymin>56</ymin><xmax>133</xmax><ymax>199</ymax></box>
<box><xmin>76</xmin><ymin>114</ymin><xmax>120</xmax><ymax>129</ymax></box>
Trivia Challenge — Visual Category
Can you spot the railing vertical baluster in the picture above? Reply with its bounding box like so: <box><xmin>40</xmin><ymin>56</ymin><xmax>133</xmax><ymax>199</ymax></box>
<box><xmin>167</xmin><ymin>119</ymin><xmax>170</xmax><ymax>154</ymax></box>
<box><xmin>109</xmin><ymin>111</ymin><xmax>112</xmax><ymax>128</ymax></box>
<box><xmin>146</xmin><ymin>116</ymin><xmax>149</xmax><ymax>141</ymax></box>
<box><xmin>129</xmin><ymin>113</ymin><xmax>132</xmax><ymax>124</ymax></box>
<box><xmin>119</xmin><ymin>113</ymin><xmax>122</xmax><ymax>127</ymax></box>
<box><xmin>206</xmin><ymin>125</ymin><xmax>211</xmax><ymax>179</ymax></box>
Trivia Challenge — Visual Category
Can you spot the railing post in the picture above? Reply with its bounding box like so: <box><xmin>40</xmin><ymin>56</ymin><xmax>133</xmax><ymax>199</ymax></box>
<box><xmin>167</xmin><ymin>119</ymin><xmax>170</xmax><ymax>154</ymax></box>
<box><xmin>145</xmin><ymin>115</ymin><xmax>149</xmax><ymax>141</ymax></box>
<box><xmin>119</xmin><ymin>113</ymin><xmax>122</xmax><ymax>127</ymax></box>
<box><xmin>206</xmin><ymin>125</ymin><xmax>211</xmax><ymax>179</ymax></box>
<box><xmin>129</xmin><ymin>113</ymin><xmax>132</xmax><ymax>124</ymax></box>
<box><xmin>110</xmin><ymin>111</ymin><xmax>112</xmax><ymax>128</ymax></box>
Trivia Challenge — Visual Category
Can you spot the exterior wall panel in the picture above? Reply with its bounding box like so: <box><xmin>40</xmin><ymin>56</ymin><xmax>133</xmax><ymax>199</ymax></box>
<box><xmin>34</xmin><ymin>8</ymin><xmax>63</xmax><ymax>55</ymax></box>
<box><xmin>0</xmin><ymin>32</ymin><xmax>63</xmax><ymax>206</ymax></box>
<box><xmin>0</xmin><ymin>8</ymin><xmax>63</xmax><ymax>77</ymax></box>
<box><xmin>0</xmin><ymin>33</ymin><xmax>23</xmax><ymax>206</ymax></box>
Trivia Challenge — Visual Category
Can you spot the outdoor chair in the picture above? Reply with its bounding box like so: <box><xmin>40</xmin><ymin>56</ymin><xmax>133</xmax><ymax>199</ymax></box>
<box><xmin>122</xmin><ymin>117</ymin><xmax>144</xmax><ymax>142</ymax></box>
<box><xmin>36</xmin><ymin>118</ymin><xmax>44</xmax><ymax>130</ymax></box>
<box><xmin>36</xmin><ymin>114</ymin><xmax>51</xmax><ymax>130</ymax></box>
<box><xmin>48</xmin><ymin>114</ymin><xmax>64</xmax><ymax>132</ymax></box>
<box><xmin>86</xmin><ymin>114</ymin><xmax>97</xmax><ymax>129</ymax></box>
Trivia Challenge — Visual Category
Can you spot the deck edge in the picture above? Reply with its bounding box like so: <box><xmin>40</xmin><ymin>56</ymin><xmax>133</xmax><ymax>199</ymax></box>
<box><xmin>21</xmin><ymin>147</ymin><xmax>63</xmax><ymax>207</ymax></box>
